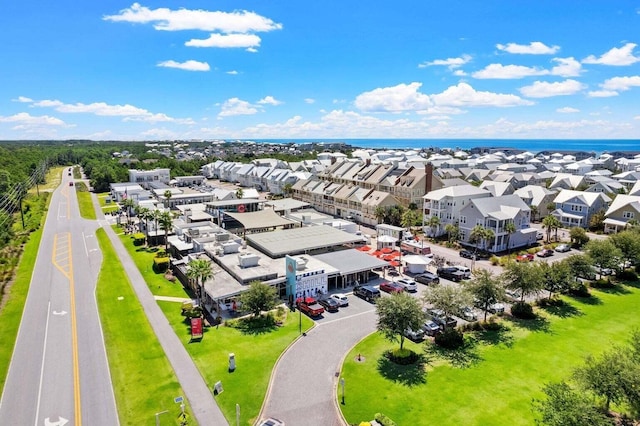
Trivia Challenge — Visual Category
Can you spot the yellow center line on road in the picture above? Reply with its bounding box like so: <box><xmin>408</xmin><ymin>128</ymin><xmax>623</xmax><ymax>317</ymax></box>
<box><xmin>52</xmin><ymin>232</ymin><xmax>82</xmax><ymax>425</ymax></box>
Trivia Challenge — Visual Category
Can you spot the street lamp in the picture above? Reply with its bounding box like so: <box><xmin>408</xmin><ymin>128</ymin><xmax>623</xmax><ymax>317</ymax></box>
<box><xmin>340</xmin><ymin>377</ymin><xmax>345</xmax><ymax>405</ymax></box>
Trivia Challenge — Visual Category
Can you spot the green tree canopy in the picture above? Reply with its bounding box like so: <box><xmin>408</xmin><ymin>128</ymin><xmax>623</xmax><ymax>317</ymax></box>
<box><xmin>376</xmin><ymin>292</ymin><xmax>424</xmax><ymax>351</ymax></box>
<box><xmin>239</xmin><ymin>281</ymin><xmax>278</xmax><ymax>317</ymax></box>
<box><xmin>422</xmin><ymin>283</ymin><xmax>469</xmax><ymax>328</ymax></box>
<box><xmin>463</xmin><ymin>268</ymin><xmax>504</xmax><ymax>322</ymax></box>
<box><xmin>501</xmin><ymin>261</ymin><xmax>544</xmax><ymax>302</ymax></box>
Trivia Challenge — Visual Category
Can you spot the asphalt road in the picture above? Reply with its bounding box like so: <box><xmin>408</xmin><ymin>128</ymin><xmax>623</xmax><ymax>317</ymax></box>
<box><xmin>0</xmin><ymin>171</ymin><xmax>118</xmax><ymax>426</ymax></box>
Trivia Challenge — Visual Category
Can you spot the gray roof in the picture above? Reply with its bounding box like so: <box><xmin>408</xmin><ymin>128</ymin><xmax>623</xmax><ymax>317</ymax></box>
<box><xmin>314</xmin><ymin>249</ymin><xmax>389</xmax><ymax>275</ymax></box>
<box><xmin>224</xmin><ymin>210</ymin><xmax>294</xmax><ymax>230</ymax></box>
<box><xmin>247</xmin><ymin>225</ymin><xmax>363</xmax><ymax>258</ymax></box>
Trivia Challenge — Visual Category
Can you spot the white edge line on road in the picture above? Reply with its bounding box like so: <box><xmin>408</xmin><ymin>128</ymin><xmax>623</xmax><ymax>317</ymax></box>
<box><xmin>316</xmin><ymin>308</ymin><xmax>375</xmax><ymax>327</ymax></box>
<box><xmin>82</xmin><ymin>232</ymin><xmax>89</xmax><ymax>258</ymax></box>
<box><xmin>34</xmin><ymin>300</ymin><xmax>52</xmax><ymax>426</ymax></box>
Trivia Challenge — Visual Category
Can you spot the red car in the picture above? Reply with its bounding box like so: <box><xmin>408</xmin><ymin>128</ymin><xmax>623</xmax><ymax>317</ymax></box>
<box><xmin>379</xmin><ymin>281</ymin><xmax>404</xmax><ymax>294</ymax></box>
<box><xmin>516</xmin><ymin>253</ymin><xmax>534</xmax><ymax>262</ymax></box>
<box><xmin>537</xmin><ymin>249</ymin><xmax>554</xmax><ymax>258</ymax></box>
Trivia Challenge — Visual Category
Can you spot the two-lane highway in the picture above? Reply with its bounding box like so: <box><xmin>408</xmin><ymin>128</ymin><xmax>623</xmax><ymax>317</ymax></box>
<box><xmin>0</xmin><ymin>171</ymin><xmax>118</xmax><ymax>426</ymax></box>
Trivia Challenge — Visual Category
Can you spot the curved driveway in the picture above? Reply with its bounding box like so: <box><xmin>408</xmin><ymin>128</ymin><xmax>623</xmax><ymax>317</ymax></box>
<box><xmin>261</xmin><ymin>302</ymin><xmax>377</xmax><ymax>425</ymax></box>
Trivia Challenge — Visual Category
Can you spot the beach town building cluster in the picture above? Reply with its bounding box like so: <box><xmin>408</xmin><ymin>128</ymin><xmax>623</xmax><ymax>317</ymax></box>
<box><xmin>108</xmin><ymin>144</ymin><xmax>640</xmax><ymax>316</ymax></box>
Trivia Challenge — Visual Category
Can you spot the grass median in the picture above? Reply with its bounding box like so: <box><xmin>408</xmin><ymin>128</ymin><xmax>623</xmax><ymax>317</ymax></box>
<box><xmin>95</xmin><ymin>228</ymin><xmax>193</xmax><ymax>425</ymax></box>
<box><xmin>340</xmin><ymin>283</ymin><xmax>640</xmax><ymax>425</ymax></box>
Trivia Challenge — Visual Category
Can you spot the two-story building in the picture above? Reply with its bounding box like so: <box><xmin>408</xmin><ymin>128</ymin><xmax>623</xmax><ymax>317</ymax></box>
<box><xmin>422</xmin><ymin>185</ymin><xmax>491</xmax><ymax>237</ymax></box>
<box><xmin>551</xmin><ymin>189</ymin><xmax>611</xmax><ymax>228</ymax></box>
<box><xmin>603</xmin><ymin>194</ymin><xmax>640</xmax><ymax>233</ymax></box>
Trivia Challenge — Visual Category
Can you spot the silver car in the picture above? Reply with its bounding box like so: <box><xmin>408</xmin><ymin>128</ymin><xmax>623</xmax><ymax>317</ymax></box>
<box><xmin>396</xmin><ymin>278</ymin><xmax>417</xmax><ymax>292</ymax></box>
<box><xmin>330</xmin><ymin>293</ymin><xmax>349</xmax><ymax>307</ymax></box>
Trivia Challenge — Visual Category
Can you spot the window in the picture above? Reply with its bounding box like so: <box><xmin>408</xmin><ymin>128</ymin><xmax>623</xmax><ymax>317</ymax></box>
<box><xmin>460</xmin><ymin>216</ymin><xmax>467</xmax><ymax>224</ymax></box>
<box><xmin>570</xmin><ymin>204</ymin><xmax>583</xmax><ymax>212</ymax></box>
<box><xmin>623</xmin><ymin>211</ymin><xmax>635</xmax><ymax>219</ymax></box>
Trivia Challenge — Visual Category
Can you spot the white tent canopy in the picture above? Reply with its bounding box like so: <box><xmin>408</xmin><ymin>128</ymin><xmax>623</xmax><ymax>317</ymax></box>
<box><xmin>402</xmin><ymin>255</ymin><xmax>432</xmax><ymax>265</ymax></box>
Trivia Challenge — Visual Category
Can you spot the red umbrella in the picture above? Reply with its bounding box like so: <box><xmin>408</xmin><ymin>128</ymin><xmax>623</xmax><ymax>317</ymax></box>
<box><xmin>380</xmin><ymin>247</ymin><xmax>393</xmax><ymax>254</ymax></box>
<box><xmin>388</xmin><ymin>260</ymin><xmax>400</xmax><ymax>267</ymax></box>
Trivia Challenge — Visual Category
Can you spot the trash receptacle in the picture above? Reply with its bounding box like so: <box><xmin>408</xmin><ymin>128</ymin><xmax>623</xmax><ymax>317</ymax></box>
<box><xmin>229</xmin><ymin>353</ymin><xmax>236</xmax><ymax>372</ymax></box>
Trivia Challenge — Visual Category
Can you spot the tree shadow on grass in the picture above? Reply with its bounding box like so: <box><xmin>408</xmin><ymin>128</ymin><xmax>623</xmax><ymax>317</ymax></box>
<box><xmin>505</xmin><ymin>314</ymin><xmax>551</xmax><ymax>333</ymax></box>
<box><xmin>568</xmin><ymin>293</ymin><xmax>603</xmax><ymax>306</ymax></box>
<box><xmin>538</xmin><ymin>300</ymin><xmax>583</xmax><ymax>318</ymax></box>
<box><xmin>377</xmin><ymin>351</ymin><xmax>428</xmax><ymax>387</ymax></box>
<box><xmin>423</xmin><ymin>338</ymin><xmax>481</xmax><ymax>369</ymax></box>
<box><xmin>591</xmin><ymin>283</ymin><xmax>632</xmax><ymax>295</ymax></box>
<box><xmin>229</xmin><ymin>315</ymin><xmax>278</xmax><ymax>335</ymax></box>
<box><xmin>473</xmin><ymin>325</ymin><xmax>515</xmax><ymax>348</ymax></box>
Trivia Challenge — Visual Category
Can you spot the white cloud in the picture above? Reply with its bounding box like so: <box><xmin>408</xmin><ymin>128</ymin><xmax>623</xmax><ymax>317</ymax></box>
<box><xmin>519</xmin><ymin>79</ymin><xmax>585</xmax><ymax>98</ymax></box>
<box><xmin>12</xmin><ymin>96</ymin><xmax>33</xmax><ymax>103</ymax></box>
<box><xmin>453</xmin><ymin>70</ymin><xmax>467</xmax><ymax>77</ymax></box>
<box><xmin>588</xmin><ymin>90</ymin><xmax>619</xmax><ymax>98</ymax></box>
<box><xmin>431</xmin><ymin>82</ymin><xmax>533</xmax><ymax>107</ymax></box>
<box><xmin>0</xmin><ymin>112</ymin><xmax>66</xmax><ymax>126</ymax></box>
<box><xmin>218</xmin><ymin>98</ymin><xmax>259</xmax><ymax>117</ymax></box>
<box><xmin>601</xmin><ymin>76</ymin><xmax>640</xmax><ymax>91</ymax></box>
<box><xmin>27</xmin><ymin>98</ymin><xmax>192</xmax><ymax>123</ymax></box>
<box><xmin>185</xmin><ymin>33</ymin><xmax>261</xmax><ymax>49</ymax></box>
<box><xmin>104</xmin><ymin>3</ymin><xmax>282</xmax><ymax>33</ymax></box>
<box><xmin>157</xmin><ymin>59</ymin><xmax>210</xmax><ymax>71</ymax></box>
<box><xmin>550</xmin><ymin>57</ymin><xmax>582</xmax><ymax>77</ymax></box>
<box><xmin>226</xmin><ymin>70</ymin><xmax>239</xmax><ymax>75</ymax></box>
<box><xmin>496</xmin><ymin>41</ymin><xmax>560</xmax><ymax>55</ymax></box>
<box><xmin>418</xmin><ymin>54</ymin><xmax>471</xmax><ymax>69</ymax></box>
<box><xmin>354</xmin><ymin>82</ymin><xmax>432</xmax><ymax>112</ymax></box>
<box><xmin>246</xmin><ymin>47</ymin><xmax>258</xmax><ymax>53</ymax></box>
<box><xmin>472</xmin><ymin>64</ymin><xmax>548</xmax><ymax>79</ymax></box>
<box><xmin>304</xmin><ymin>98</ymin><xmax>315</xmax><ymax>104</ymax></box>
<box><xmin>582</xmin><ymin>43</ymin><xmax>640</xmax><ymax>66</ymax></box>
<box><xmin>257</xmin><ymin>96</ymin><xmax>282</xmax><ymax>106</ymax></box>
<box><xmin>557</xmin><ymin>107</ymin><xmax>580</xmax><ymax>113</ymax></box>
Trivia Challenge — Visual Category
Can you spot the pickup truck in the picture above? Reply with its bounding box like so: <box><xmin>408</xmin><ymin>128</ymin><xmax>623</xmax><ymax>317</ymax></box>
<box><xmin>437</xmin><ymin>267</ymin><xmax>465</xmax><ymax>282</ymax></box>
<box><xmin>296</xmin><ymin>297</ymin><xmax>325</xmax><ymax>317</ymax></box>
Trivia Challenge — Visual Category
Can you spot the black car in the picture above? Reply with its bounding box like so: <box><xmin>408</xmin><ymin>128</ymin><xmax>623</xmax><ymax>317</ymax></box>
<box><xmin>318</xmin><ymin>298</ymin><xmax>340</xmax><ymax>312</ymax></box>
<box><xmin>460</xmin><ymin>249</ymin><xmax>474</xmax><ymax>259</ymax></box>
<box><xmin>415</xmin><ymin>272</ymin><xmax>440</xmax><ymax>285</ymax></box>
<box><xmin>437</xmin><ymin>267</ymin><xmax>465</xmax><ymax>282</ymax></box>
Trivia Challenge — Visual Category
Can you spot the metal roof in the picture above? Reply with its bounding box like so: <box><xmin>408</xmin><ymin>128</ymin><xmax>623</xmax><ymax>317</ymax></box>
<box><xmin>314</xmin><ymin>249</ymin><xmax>389</xmax><ymax>275</ymax></box>
<box><xmin>224</xmin><ymin>210</ymin><xmax>294</xmax><ymax>230</ymax></box>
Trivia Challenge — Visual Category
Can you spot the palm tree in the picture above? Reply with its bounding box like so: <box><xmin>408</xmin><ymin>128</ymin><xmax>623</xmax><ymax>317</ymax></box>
<box><xmin>469</xmin><ymin>224</ymin><xmax>486</xmax><ymax>253</ymax></box>
<box><xmin>151</xmin><ymin>209</ymin><xmax>162</xmax><ymax>245</ymax></box>
<box><xmin>159</xmin><ymin>211</ymin><xmax>173</xmax><ymax>251</ymax></box>
<box><xmin>374</xmin><ymin>206</ymin><xmax>386</xmax><ymax>224</ymax></box>
<box><xmin>427</xmin><ymin>215</ymin><xmax>441</xmax><ymax>238</ymax></box>
<box><xmin>483</xmin><ymin>228</ymin><xmax>495</xmax><ymax>252</ymax></box>
<box><xmin>235</xmin><ymin>187</ymin><xmax>244</xmax><ymax>200</ymax></box>
<box><xmin>137</xmin><ymin>207</ymin><xmax>151</xmax><ymax>244</ymax></box>
<box><xmin>186</xmin><ymin>258</ymin><xmax>214</xmax><ymax>305</ymax></box>
<box><xmin>444</xmin><ymin>223</ymin><xmax>459</xmax><ymax>243</ymax></box>
<box><xmin>163</xmin><ymin>189</ymin><xmax>173</xmax><ymax>209</ymax></box>
<box><xmin>504</xmin><ymin>221</ymin><xmax>517</xmax><ymax>254</ymax></box>
<box><xmin>401</xmin><ymin>209</ymin><xmax>419</xmax><ymax>235</ymax></box>
<box><xmin>122</xmin><ymin>197</ymin><xmax>135</xmax><ymax>225</ymax></box>
<box><xmin>530</xmin><ymin>205</ymin><xmax>539</xmax><ymax>223</ymax></box>
<box><xmin>283</xmin><ymin>182</ymin><xmax>293</xmax><ymax>197</ymax></box>
<box><xmin>542</xmin><ymin>215</ymin><xmax>561</xmax><ymax>243</ymax></box>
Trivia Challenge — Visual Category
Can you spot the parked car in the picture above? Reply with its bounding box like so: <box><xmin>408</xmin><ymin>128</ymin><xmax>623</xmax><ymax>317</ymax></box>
<box><xmin>555</xmin><ymin>244</ymin><xmax>571</xmax><ymax>253</ymax></box>
<box><xmin>330</xmin><ymin>293</ymin><xmax>349</xmax><ymax>307</ymax></box>
<box><xmin>380</xmin><ymin>281</ymin><xmax>404</xmax><ymax>294</ymax></box>
<box><xmin>437</xmin><ymin>267</ymin><xmax>465</xmax><ymax>282</ymax></box>
<box><xmin>458</xmin><ymin>306</ymin><xmax>477</xmax><ymax>321</ymax></box>
<box><xmin>516</xmin><ymin>253</ymin><xmax>534</xmax><ymax>262</ymax></box>
<box><xmin>427</xmin><ymin>308</ymin><xmax>458</xmax><ymax>329</ymax></box>
<box><xmin>536</xmin><ymin>231</ymin><xmax>544</xmax><ymax>240</ymax></box>
<box><xmin>415</xmin><ymin>272</ymin><xmax>440</xmax><ymax>285</ymax></box>
<box><xmin>318</xmin><ymin>297</ymin><xmax>340</xmax><ymax>312</ymax></box>
<box><xmin>505</xmin><ymin>289</ymin><xmax>523</xmax><ymax>302</ymax></box>
<box><xmin>488</xmin><ymin>302</ymin><xmax>505</xmax><ymax>314</ymax></box>
<box><xmin>593</xmin><ymin>266</ymin><xmax>613</xmax><ymax>276</ymax></box>
<box><xmin>353</xmin><ymin>285</ymin><xmax>381</xmax><ymax>303</ymax></box>
<box><xmin>259</xmin><ymin>418</ymin><xmax>285</xmax><ymax>426</ymax></box>
<box><xmin>453</xmin><ymin>265</ymin><xmax>471</xmax><ymax>279</ymax></box>
<box><xmin>537</xmin><ymin>248</ymin><xmax>554</xmax><ymax>258</ymax></box>
<box><xmin>460</xmin><ymin>249</ymin><xmax>475</xmax><ymax>259</ymax></box>
<box><xmin>395</xmin><ymin>278</ymin><xmax>417</xmax><ymax>292</ymax></box>
<box><xmin>422</xmin><ymin>320</ymin><xmax>441</xmax><ymax>336</ymax></box>
<box><xmin>404</xmin><ymin>327</ymin><xmax>425</xmax><ymax>341</ymax></box>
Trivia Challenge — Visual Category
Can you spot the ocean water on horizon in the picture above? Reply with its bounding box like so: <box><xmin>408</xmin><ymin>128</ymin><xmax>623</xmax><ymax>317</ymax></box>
<box><xmin>257</xmin><ymin>139</ymin><xmax>639</xmax><ymax>155</ymax></box>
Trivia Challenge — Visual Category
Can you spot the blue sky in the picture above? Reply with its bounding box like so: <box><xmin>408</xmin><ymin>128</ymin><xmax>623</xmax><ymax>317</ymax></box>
<box><xmin>1</xmin><ymin>1</ymin><xmax>640</xmax><ymax>140</ymax></box>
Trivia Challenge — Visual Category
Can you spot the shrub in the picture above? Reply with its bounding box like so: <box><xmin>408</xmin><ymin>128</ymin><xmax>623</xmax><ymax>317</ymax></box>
<box><xmin>386</xmin><ymin>348</ymin><xmax>419</xmax><ymax>365</ymax></box>
<box><xmin>152</xmin><ymin>257</ymin><xmax>169</xmax><ymax>273</ymax></box>
<box><xmin>490</xmin><ymin>255</ymin><xmax>499</xmax><ymax>265</ymax></box>
<box><xmin>569</xmin><ymin>282</ymin><xmax>591</xmax><ymax>298</ymax></box>
<box><xmin>374</xmin><ymin>413</ymin><xmax>397</xmax><ymax>426</ymax></box>
<box><xmin>635</xmin><ymin>264</ymin><xmax>640</xmax><ymax>274</ymax></box>
<box><xmin>591</xmin><ymin>278</ymin><xmax>615</xmax><ymax>289</ymax></box>
<box><xmin>510</xmin><ymin>301</ymin><xmax>535</xmax><ymax>319</ymax></box>
<box><xmin>537</xmin><ymin>298</ymin><xmax>564</xmax><ymax>308</ymax></box>
<box><xmin>358</xmin><ymin>422</ymin><xmax>371</xmax><ymax>426</ymax></box>
<box><xmin>434</xmin><ymin>328</ymin><xmax>464</xmax><ymax>349</ymax></box>
<box><xmin>132</xmin><ymin>233</ymin><xmax>145</xmax><ymax>246</ymax></box>
<box><xmin>616</xmin><ymin>270</ymin><xmax>638</xmax><ymax>282</ymax></box>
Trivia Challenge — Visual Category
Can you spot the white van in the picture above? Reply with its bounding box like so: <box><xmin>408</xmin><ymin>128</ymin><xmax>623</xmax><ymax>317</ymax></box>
<box><xmin>454</xmin><ymin>265</ymin><xmax>471</xmax><ymax>279</ymax></box>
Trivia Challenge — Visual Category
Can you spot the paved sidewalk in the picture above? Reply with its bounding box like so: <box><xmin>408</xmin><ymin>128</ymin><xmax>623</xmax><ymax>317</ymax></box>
<box><xmin>93</xmin><ymin>194</ymin><xmax>228</xmax><ymax>426</ymax></box>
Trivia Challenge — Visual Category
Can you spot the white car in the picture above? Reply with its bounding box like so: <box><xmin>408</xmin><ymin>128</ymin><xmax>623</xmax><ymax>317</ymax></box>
<box><xmin>395</xmin><ymin>278</ymin><xmax>417</xmax><ymax>292</ymax></box>
<box><xmin>555</xmin><ymin>244</ymin><xmax>571</xmax><ymax>253</ymax></box>
<box><xmin>330</xmin><ymin>293</ymin><xmax>349</xmax><ymax>307</ymax></box>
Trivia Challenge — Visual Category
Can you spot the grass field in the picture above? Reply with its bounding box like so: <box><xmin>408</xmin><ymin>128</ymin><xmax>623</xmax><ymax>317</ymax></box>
<box><xmin>0</xmin><ymin>227</ymin><xmax>43</xmax><ymax>393</ymax></box>
<box><xmin>95</xmin><ymin>228</ymin><xmax>194</xmax><ymax>425</ymax></box>
<box><xmin>75</xmin><ymin>182</ymin><xmax>97</xmax><ymax>220</ymax></box>
<box><xmin>96</xmin><ymin>192</ymin><xmax>119</xmax><ymax>214</ymax></box>
<box><xmin>158</xmin><ymin>301</ymin><xmax>314</xmax><ymax>425</ymax></box>
<box><xmin>341</xmin><ymin>284</ymin><xmax>640</xmax><ymax>426</ymax></box>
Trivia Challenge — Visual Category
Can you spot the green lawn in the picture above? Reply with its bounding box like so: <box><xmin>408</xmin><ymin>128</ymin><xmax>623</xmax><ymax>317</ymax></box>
<box><xmin>115</xmin><ymin>226</ymin><xmax>189</xmax><ymax>298</ymax></box>
<box><xmin>75</xmin><ymin>183</ymin><xmax>97</xmax><ymax>220</ymax></box>
<box><xmin>158</xmin><ymin>301</ymin><xmax>314</xmax><ymax>425</ymax></box>
<box><xmin>96</xmin><ymin>192</ymin><xmax>119</xmax><ymax>214</ymax></box>
<box><xmin>341</xmin><ymin>284</ymin><xmax>640</xmax><ymax>426</ymax></box>
<box><xmin>0</xmin><ymin>227</ymin><xmax>43</xmax><ymax>393</ymax></box>
<box><xmin>95</xmin><ymin>229</ymin><xmax>194</xmax><ymax>425</ymax></box>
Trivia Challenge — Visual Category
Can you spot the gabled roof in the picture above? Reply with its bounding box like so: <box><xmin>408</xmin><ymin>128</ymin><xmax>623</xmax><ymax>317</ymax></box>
<box><xmin>513</xmin><ymin>184</ymin><xmax>556</xmax><ymax>205</ymax></box>
<box><xmin>479</xmin><ymin>181</ymin><xmax>514</xmax><ymax>197</ymax></box>
<box><xmin>466</xmin><ymin>194</ymin><xmax>530</xmax><ymax>220</ymax></box>
<box><xmin>605</xmin><ymin>194</ymin><xmax>640</xmax><ymax>217</ymax></box>
<box><xmin>423</xmin><ymin>185</ymin><xmax>490</xmax><ymax>200</ymax></box>
<box><xmin>553</xmin><ymin>189</ymin><xmax>611</xmax><ymax>206</ymax></box>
